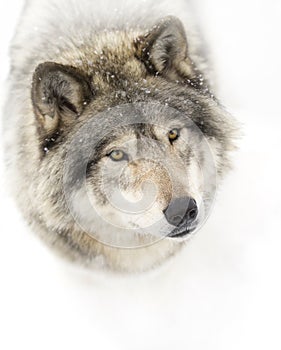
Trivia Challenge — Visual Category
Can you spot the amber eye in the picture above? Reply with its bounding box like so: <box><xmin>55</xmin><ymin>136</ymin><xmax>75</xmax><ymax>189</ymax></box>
<box><xmin>108</xmin><ymin>150</ymin><xmax>128</xmax><ymax>162</ymax></box>
<box><xmin>168</xmin><ymin>128</ymin><xmax>180</xmax><ymax>143</ymax></box>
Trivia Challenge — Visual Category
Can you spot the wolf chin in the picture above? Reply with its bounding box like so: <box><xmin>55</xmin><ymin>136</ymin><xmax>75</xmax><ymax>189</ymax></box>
<box><xmin>3</xmin><ymin>0</ymin><xmax>238</xmax><ymax>273</ymax></box>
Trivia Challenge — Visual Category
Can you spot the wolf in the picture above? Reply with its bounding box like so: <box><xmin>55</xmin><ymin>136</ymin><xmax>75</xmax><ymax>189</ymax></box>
<box><xmin>2</xmin><ymin>0</ymin><xmax>238</xmax><ymax>272</ymax></box>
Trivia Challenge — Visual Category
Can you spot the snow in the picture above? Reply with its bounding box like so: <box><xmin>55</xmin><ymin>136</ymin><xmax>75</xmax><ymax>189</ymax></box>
<box><xmin>0</xmin><ymin>0</ymin><xmax>281</xmax><ymax>349</ymax></box>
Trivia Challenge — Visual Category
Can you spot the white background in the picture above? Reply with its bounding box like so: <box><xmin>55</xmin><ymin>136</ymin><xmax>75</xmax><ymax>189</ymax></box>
<box><xmin>0</xmin><ymin>1</ymin><xmax>281</xmax><ymax>349</ymax></box>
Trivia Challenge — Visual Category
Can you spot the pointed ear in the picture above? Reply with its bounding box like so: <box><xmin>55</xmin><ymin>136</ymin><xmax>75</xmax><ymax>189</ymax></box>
<box><xmin>134</xmin><ymin>16</ymin><xmax>198</xmax><ymax>83</ymax></box>
<box><xmin>31</xmin><ymin>62</ymin><xmax>93</xmax><ymax>139</ymax></box>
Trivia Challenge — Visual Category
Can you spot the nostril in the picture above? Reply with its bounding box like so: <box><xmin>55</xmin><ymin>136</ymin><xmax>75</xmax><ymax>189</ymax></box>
<box><xmin>163</xmin><ymin>197</ymin><xmax>198</xmax><ymax>227</ymax></box>
<box><xmin>186</xmin><ymin>199</ymin><xmax>198</xmax><ymax>223</ymax></box>
<box><xmin>188</xmin><ymin>208</ymin><xmax>198</xmax><ymax>220</ymax></box>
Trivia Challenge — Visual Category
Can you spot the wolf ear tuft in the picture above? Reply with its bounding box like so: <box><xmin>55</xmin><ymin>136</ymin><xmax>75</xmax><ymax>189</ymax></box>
<box><xmin>134</xmin><ymin>16</ymin><xmax>196</xmax><ymax>82</ymax></box>
<box><xmin>31</xmin><ymin>62</ymin><xmax>93</xmax><ymax>139</ymax></box>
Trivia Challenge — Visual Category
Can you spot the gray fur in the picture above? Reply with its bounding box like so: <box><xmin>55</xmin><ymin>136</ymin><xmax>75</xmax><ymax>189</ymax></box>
<box><xmin>2</xmin><ymin>0</ymin><xmax>238</xmax><ymax>273</ymax></box>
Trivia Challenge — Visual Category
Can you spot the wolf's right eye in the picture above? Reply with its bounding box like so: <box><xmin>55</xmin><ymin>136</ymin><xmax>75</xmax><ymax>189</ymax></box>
<box><xmin>168</xmin><ymin>128</ymin><xmax>180</xmax><ymax>143</ymax></box>
<box><xmin>107</xmin><ymin>150</ymin><xmax>128</xmax><ymax>162</ymax></box>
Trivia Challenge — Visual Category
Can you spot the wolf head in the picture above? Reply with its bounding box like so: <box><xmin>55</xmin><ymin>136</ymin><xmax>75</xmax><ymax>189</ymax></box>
<box><xmin>30</xmin><ymin>17</ymin><xmax>237</xmax><ymax>267</ymax></box>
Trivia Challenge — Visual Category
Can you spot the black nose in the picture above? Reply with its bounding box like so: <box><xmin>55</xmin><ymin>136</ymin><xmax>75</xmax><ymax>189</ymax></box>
<box><xmin>163</xmin><ymin>197</ymin><xmax>198</xmax><ymax>227</ymax></box>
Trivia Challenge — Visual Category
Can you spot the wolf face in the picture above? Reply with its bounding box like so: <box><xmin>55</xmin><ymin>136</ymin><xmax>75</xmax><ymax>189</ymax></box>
<box><xmin>62</xmin><ymin>102</ymin><xmax>217</xmax><ymax>248</ymax></box>
<box><xmin>6</xmin><ymin>14</ymin><xmax>237</xmax><ymax>271</ymax></box>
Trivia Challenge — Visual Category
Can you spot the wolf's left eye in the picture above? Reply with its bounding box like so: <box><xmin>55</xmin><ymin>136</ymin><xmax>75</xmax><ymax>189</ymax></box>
<box><xmin>168</xmin><ymin>128</ymin><xmax>180</xmax><ymax>143</ymax></box>
<box><xmin>108</xmin><ymin>150</ymin><xmax>128</xmax><ymax>162</ymax></box>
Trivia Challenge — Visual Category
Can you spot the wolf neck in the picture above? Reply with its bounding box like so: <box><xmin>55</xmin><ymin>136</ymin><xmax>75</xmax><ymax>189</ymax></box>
<box><xmin>22</xmin><ymin>0</ymin><xmax>193</xmax><ymax>26</ymax></box>
<box><xmin>11</xmin><ymin>0</ymin><xmax>205</xmax><ymax>77</ymax></box>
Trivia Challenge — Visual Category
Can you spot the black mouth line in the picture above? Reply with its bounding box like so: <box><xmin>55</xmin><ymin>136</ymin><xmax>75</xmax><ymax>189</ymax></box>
<box><xmin>168</xmin><ymin>225</ymin><xmax>197</xmax><ymax>238</ymax></box>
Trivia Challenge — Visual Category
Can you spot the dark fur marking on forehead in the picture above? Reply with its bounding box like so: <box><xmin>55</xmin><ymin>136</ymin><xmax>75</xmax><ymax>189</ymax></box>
<box><xmin>134</xmin><ymin>123</ymin><xmax>158</xmax><ymax>141</ymax></box>
<box><xmin>86</xmin><ymin>124</ymin><xmax>158</xmax><ymax>176</ymax></box>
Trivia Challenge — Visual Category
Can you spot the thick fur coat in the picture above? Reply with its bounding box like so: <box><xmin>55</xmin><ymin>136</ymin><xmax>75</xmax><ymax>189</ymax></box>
<box><xmin>3</xmin><ymin>0</ymin><xmax>238</xmax><ymax>272</ymax></box>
